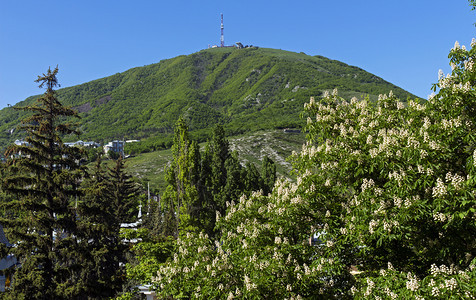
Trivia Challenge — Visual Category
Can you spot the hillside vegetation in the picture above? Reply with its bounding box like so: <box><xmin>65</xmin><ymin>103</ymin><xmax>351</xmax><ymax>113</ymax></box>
<box><xmin>0</xmin><ymin>47</ymin><xmax>416</xmax><ymax>151</ymax></box>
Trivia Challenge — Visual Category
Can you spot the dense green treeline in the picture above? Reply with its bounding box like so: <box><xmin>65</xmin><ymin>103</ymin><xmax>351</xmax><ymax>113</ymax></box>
<box><xmin>143</xmin><ymin>118</ymin><xmax>277</xmax><ymax>238</ymax></box>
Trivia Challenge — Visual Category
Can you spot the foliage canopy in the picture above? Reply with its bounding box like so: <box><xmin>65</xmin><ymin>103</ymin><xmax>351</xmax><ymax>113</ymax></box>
<box><xmin>147</xmin><ymin>40</ymin><xmax>476</xmax><ymax>299</ymax></box>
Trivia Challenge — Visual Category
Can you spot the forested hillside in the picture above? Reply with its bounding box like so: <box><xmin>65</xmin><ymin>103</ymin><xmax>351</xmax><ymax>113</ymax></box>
<box><xmin>0</xmin><ymin>47</ymin><xmax>416</xmax><ymax>150</ymax></box>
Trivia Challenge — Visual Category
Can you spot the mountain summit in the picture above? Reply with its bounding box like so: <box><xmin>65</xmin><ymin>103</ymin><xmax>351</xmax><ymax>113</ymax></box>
<box><xmin>0</xmin><ymin>47</ymin><xmax>416</xmax><ymax>148</ymax></box>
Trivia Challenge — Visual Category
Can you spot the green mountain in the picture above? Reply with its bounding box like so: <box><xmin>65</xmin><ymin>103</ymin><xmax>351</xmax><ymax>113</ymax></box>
<box><xmin>0</xmin><ymin>47</ymin><xmax>417</xmax><ymax>150</ymax></box>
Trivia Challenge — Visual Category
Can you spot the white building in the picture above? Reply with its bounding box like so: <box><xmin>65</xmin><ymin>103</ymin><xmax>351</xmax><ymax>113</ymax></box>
<box><xmin>103</xmin><ymin>140</ymin><xmax>125</xmax><ymax>157</ymax></box>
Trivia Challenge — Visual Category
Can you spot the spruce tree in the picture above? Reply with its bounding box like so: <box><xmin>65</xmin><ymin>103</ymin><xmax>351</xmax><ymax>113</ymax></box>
<box><xmin>0</xmin><ymin>67</ymin><xmax>84</xmax><ymax>299</ymax></box>
<box><xmin>107</xmin><ymin>156</ymin><xmax>140</xmax><ymax>224</ymax></box>
<box><xmin>77</xmin><ymin>156</ymin><xmax>124</xmax><ymax>299</ymax></box>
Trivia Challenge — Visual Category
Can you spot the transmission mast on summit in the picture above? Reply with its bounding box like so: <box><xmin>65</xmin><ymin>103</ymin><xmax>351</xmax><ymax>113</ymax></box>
<box><xmin>220</xmin><ymin>13</ymin><xmax>224</xmax><ymax>47</ymax></box>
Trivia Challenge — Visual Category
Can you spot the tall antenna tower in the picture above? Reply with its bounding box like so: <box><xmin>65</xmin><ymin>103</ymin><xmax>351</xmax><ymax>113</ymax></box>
<box><xmin>220</xmin><ymin>13</ymin><xmax>224</xmax><ymax>47</ymax></box>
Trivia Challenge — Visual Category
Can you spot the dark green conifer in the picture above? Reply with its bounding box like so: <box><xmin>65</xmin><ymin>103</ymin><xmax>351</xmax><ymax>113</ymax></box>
<box><xmin>210</xmin><ymin>125</ymin><xmax>229</xmax><ymax>194</ymax></box>
<box><xmin>261</xmin><ymin>156</ymin><xmax>277</xmax><ymax>195</ymax></box>
<box><xmin>77</xmin><ymin>156</ymin><xmax>124</xmax><ymax>299</ymax></box>
<box><xmin>186</xmin><ymin>140</ymin><xmax>202</xmax><ymax>228</ymax></box>
<box><xmin>0</xmin><ymin>67</ymin><xmax>84</xmax><ymax>299</ymax></box>
<box><xmin>243</xmin><ymin>161</ymin><xmax>262</xmax><ymax>192</ymax></box>
<box><xmin>202</xmin><ymin>125</ymin><xmax>231</xmax><ymax>217</ymax></box>
<box><xmin>198</xmin><ymin>142</ymin><xmax>214</xmax><ymax>232</ymax></box>
<box><xmin>222</xmin><ymin>151</ymin><xmax>245</xmax><ymax>204</ymax></box>
<box><xmin>107</xmin><ymin>156</ymin><xmax>140</xmax><ymax>224</ymax></box>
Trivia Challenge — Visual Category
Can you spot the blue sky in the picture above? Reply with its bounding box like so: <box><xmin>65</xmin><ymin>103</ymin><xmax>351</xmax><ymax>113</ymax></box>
<box><xmin>0</xmin><ymin>0</ymin><xmax>475</xmax><ymax>109</ymax></box>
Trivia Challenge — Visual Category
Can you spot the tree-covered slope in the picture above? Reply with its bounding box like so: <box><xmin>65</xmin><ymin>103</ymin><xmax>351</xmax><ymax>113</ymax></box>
<box><xmin>0</xmin><ymin>47</ymin><xmax>417</xmax><ymax>148</ymax></box>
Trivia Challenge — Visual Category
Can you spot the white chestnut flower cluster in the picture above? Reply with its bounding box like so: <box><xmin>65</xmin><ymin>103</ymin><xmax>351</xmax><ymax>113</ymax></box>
<box><xmin>406</xmin><ymin>273</ymin><xmax>420</xmax><ymax>292</ymax></box>
<box><xmin>432</xmin><ymin>178</ymin><xmax>447</xmax><ymax>198</ymax></box>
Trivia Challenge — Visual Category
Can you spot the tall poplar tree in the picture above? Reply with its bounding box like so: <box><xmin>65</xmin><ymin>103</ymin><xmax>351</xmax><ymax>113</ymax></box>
<box><xmin>161</xmin><ymin>117</ymin><xmax>201</xmax><ymax>236</ymax></box>
<box><xmin>0</xmin><ymin>67</ymin><xmax>84</xmax><ymax>299</ymax></box>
